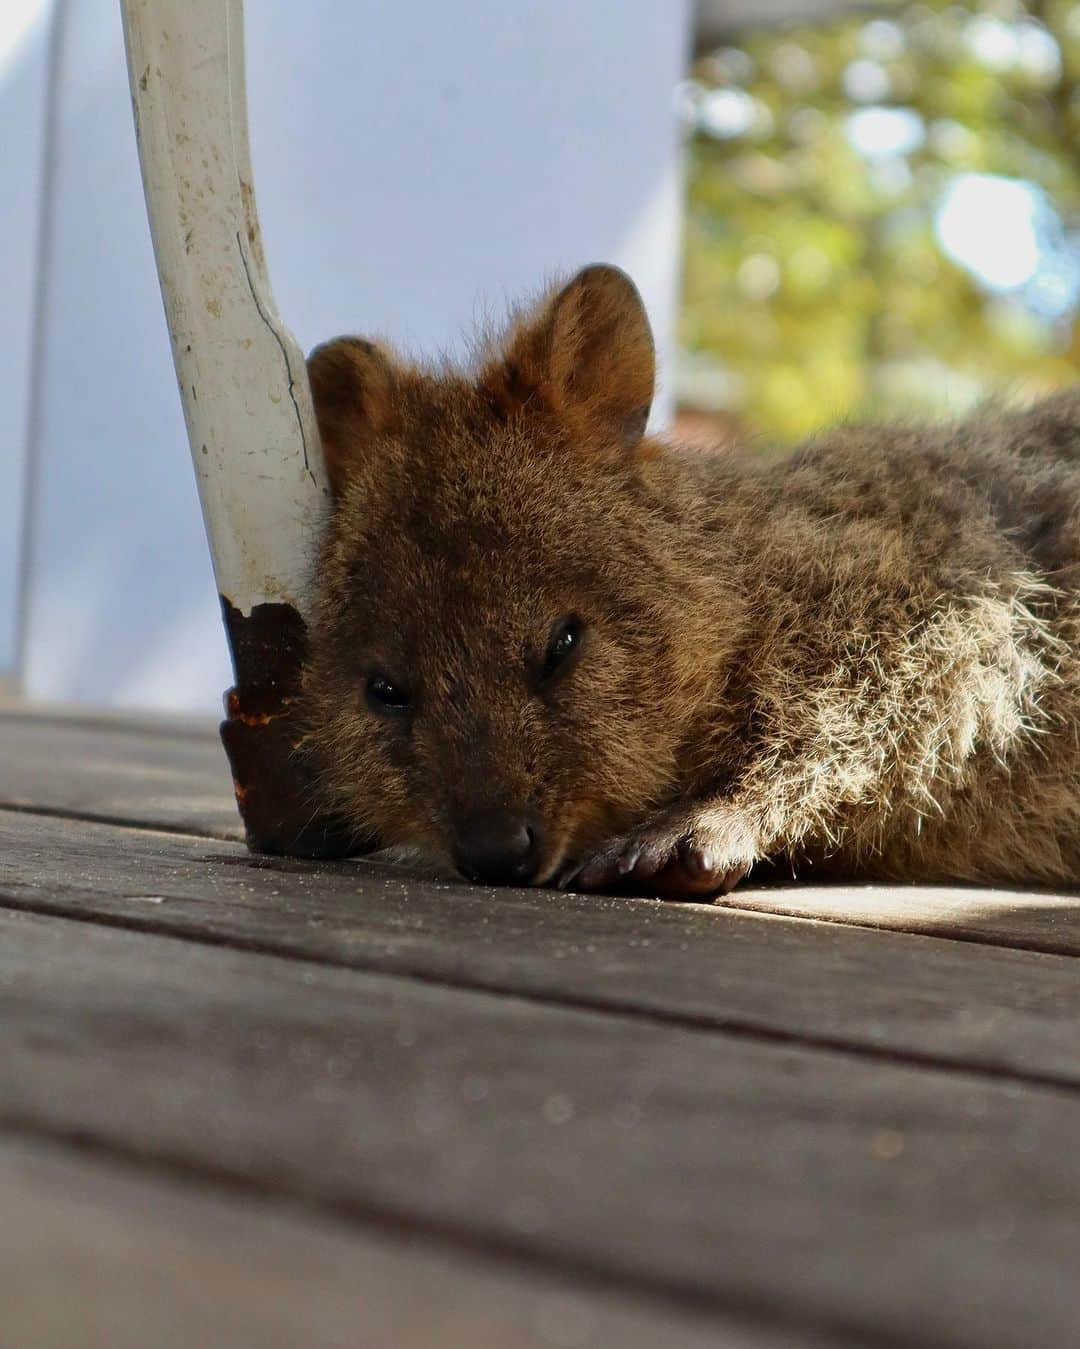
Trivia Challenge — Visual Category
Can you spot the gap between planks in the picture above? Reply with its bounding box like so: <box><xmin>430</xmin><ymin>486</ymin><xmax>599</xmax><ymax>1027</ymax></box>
<box><xmin>0</xmin><ymin>1122</ymin><xmax>872</xmax><ymax>1349</ymax></box>
<box><xmin>0</xmin><ymin>1128</ymin><xmax>824</xmax><ymax>1349</ymax></box>
<box><xmin>0</xmin><ymin>798</ymin><xmax>241</xmax><ymax>843</ymax></box>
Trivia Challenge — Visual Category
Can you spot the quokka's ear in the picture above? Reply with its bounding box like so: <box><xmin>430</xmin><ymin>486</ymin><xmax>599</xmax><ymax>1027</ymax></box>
<box><xmin>483</xmin><ymin>264</ymin><xmax>655</xmax><ymax>450</ymax></box>
<box><xmin>306</xmin><ymin>337</ymin><xmax>401</xmax><ymax>495</ymax></box>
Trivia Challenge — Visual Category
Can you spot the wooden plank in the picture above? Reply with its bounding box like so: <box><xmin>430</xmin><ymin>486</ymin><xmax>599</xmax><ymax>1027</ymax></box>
<box><xmin>3</xmin><ymin>808</ymin><xmax>1080</xmax><ymax>1091</ymax></box>
<box><xmin>718</xmin><ymin>883</ymin><xmax>1080</xmax><ymax>955</ymax></box>
<box><xmin>0</xmin><ymin>710</ymin><xmax>240</xmax><ymax>839</ymax></box>
<box><xmin>4</xmin><ymin>711</ymin><xmax>1079</xmax><ymax>956</ymax></box>
<box><xmin>1</xmin><ymin>906</ymin><xmax>1079</xmax><ymax>1349</ymax></box>
<box><xmin>1</xmin><ymin>1135</ymin><xmax>767</xmax><ymax>1349</ymax></box>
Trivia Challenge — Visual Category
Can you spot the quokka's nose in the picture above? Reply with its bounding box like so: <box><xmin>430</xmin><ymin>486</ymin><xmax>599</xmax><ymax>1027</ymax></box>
<box><xmin>452</xmin><ymin>811</ymin><xmax>544</xmax><ymax>887</ymax></box>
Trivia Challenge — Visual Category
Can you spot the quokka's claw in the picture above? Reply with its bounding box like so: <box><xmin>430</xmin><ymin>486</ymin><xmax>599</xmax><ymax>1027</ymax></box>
<box><xmin>561</xmin><ymin>819</ymin><xmax>753</xmax><ymax>901</ymax></box>
<box><xmin>651</xmin><ymin>853</ymin><xmax>751</xmax><ymax>901</ymax></box>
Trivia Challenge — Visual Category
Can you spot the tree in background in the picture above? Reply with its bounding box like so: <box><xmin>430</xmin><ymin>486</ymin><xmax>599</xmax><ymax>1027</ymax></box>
<box><xmin>680</xmin><ymin>0</ymin><xmax>1080</xmax><ymax>442</ymax></box>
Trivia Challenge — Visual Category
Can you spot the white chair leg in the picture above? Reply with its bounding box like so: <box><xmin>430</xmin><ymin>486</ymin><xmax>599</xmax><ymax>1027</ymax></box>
<box><xmin>119</xmin><ymin>0</ymin><xmax>328</xmax><ymax>618</ymax></box>
<box><xmin>118</xmin><ymin>0</ymin><xmax>360</xmax><ymax>856</ymax></box>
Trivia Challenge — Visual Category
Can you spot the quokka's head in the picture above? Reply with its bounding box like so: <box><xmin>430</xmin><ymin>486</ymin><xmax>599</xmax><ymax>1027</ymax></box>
<box><xmin>301</xmin><ymin>265</ymin><xmax>727</xmax><ymax>886</ymax></box>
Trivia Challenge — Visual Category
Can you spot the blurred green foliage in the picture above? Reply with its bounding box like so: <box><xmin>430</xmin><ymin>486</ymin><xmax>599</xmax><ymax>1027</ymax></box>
<box><xmin>680</xmin><ymin>0</ymin><xmax>1080</xmax><ymax>442</ymax></box>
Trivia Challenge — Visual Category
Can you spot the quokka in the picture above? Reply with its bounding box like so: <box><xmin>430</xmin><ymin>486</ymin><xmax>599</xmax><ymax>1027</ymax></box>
<box><xmin>298</xmin><ymin>264</ymin><xmax>1080</xmax><ymax>899</ymax></box>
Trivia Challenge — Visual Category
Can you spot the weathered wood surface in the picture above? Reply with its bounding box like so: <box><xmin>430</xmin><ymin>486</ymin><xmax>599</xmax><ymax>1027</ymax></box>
<box><xmin>0</xmin><ymin>709</ymin><xmax>239</xmax><ymax>839</ymax></box>
<box><xmin>6</xmin><ymin>709</ymin><xmax>1080</xmax><ymax>1346</ymax></box>
<box><xmin>2</xmin><ymin>905</ymin><xmax>1079</xmax><ymax>1349</ymax></box>
<box><xmin>4</xmin><ymin>807</ymin><xmax>1080</xmax><ymax>1089</ymax></box>
<box><xmin>720</xmin><ymin>883</ymin><xmax>1080</xmax><ymax>954</ymax></box>
<box><xmin>2</xmin><ymin>1135</ymin><xmax>758</xmax><ymax>1349</ymax></box>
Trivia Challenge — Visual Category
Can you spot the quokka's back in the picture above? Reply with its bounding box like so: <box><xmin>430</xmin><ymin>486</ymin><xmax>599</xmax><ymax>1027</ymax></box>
<box><xmin>692</xmin><ymin>389</ymin><xmax>1080</xmax><ymax>889</ymax></box>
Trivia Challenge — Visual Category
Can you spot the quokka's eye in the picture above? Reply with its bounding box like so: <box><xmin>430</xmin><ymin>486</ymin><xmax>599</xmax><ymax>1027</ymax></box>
<box><xmin>539</xmin><ymin>614</ymin><xmax>586</xmax><ymax>686</ymax></box>
<box><xmin>364</xmin><ymin>671</ymin><xmax>413</xmax><ymax>717</ymax></box>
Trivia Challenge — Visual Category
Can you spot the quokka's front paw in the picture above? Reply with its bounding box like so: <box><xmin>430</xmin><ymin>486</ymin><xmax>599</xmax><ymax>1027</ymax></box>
<box><xmin>560</xmin><ymin>805</ymin><xmax>759</xmax><ymax>901</ymax></box>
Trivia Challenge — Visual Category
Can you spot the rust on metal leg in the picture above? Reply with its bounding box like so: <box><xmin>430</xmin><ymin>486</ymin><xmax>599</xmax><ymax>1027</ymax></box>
<box><xmin>218</xmin><ymin>597</ymin><xmax>374</xmax><ymax>858</ymax></box>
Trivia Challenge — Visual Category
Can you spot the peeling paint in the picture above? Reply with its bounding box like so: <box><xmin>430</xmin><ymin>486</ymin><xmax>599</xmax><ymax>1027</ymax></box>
<box><xmin>238</xmin><ymin>177</ymin><xmax>267</xmax><ymax>275</ymax></box>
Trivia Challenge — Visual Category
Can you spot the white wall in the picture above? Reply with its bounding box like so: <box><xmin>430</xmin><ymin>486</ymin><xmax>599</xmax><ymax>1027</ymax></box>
<box><xmin>16</xmin><ymin>0</ymin><xmax>690</xmax><ymax>713</ymax></box>
<box><xmin>0</xmin><ymin>0</ymin><xmax>52</xmax><ymax>676</ymax></box>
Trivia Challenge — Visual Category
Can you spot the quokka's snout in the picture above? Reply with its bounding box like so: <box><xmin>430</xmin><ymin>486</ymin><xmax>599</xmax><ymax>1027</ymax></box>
<box><xmin>450</xmin><ymin>807</ymin><xmax>547</xmax><ymax>887</ymax></box>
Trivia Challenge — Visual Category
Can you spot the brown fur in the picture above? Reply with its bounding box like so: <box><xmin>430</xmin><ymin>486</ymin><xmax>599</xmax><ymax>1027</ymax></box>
<box><xmin>299</xmin><ymin>265</ymin><xmax>1080</xmax><ymax>895</ymax></box>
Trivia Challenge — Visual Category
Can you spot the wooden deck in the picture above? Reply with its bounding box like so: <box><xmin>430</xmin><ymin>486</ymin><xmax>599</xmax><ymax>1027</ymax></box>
<box><xmin>2</xmin><ymin>707</ymin><xmax>1079</xmax><ymax>1348</ymax></box>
